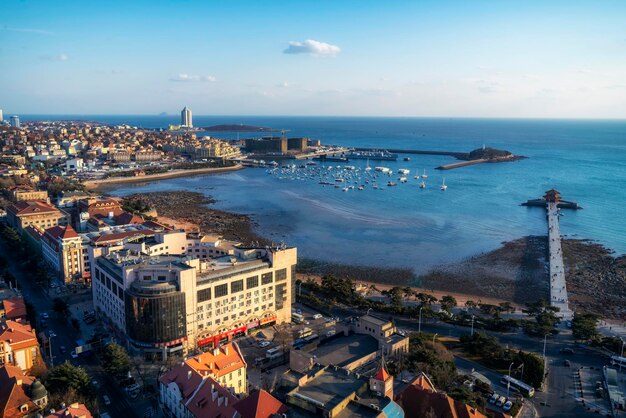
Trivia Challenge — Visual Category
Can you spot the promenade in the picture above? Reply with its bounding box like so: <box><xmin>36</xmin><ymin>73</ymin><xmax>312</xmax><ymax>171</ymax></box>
<box><xmin>547</xmin><ymin>201</ymin><xmax>572</xmax><ymax>319</ymax></box>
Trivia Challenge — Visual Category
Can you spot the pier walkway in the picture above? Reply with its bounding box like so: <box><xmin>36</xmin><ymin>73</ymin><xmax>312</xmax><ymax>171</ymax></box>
<box><xmin>547</xmin><ymin>200</ymin><xmax>572</xmax><ymax>319</ymax></box>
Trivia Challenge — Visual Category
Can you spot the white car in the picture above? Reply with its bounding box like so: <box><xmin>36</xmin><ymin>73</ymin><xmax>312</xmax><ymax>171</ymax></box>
<box><xmin>102</xmin><ymin>395</ymin><xmax>111</xmax><ymax>406</ymax></box>
<box><xmin>48</xmin><ymin>331</ymin><xmax>56</xmax><ymax>338</ymax></box>
<box><xmin>70</xmin><ymin>351</ymin><xmax>78</xmax><ymax>359</ymax></box>
<box><xmin>489</xmin><ymin>393</ymin><xmax>499</xmax><ymax>404</ymax></box>
<box><xmin>41</xmin><ymin>312</ymin><xmax>49</xmax><ymax>319</ymax></box>
<box><xmin>258</xmin><ymin>340</ymin><xmax>271</xmax><ymax>348</ymax></box>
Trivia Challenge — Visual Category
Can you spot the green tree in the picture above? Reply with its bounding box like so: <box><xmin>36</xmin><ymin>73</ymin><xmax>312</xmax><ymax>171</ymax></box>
<box><xmin>416</xmin><ymin>292</ymin><xmax>437</xmax><ymax>307</ymax></box>
<box><xmin>46</xmin><ymin>361</ymin><xmax>92</xmax><ymax>396</ymax></box>
<box><xmin>571</xmin><ymin>312</ymin><xmax>600</xmax><ymax>341</ymax></box>
<box><xmin>102</xmin><ymin>343</ymin><xmax>132</xmax><ymax>378</ymax></box>
<box><xmin>52</xmin><ymin>297</ymin><xmax>69</xmax><ymax>315</ymax></box>
<box><xmin>522</xmin><ymin>300</ymin><xmax>561</xmax><ymax>337</ymax></box>
<box><xmin>440</xmin><ymin>295</ymin><xmax>457</xmax><ymax>313</ymax></box>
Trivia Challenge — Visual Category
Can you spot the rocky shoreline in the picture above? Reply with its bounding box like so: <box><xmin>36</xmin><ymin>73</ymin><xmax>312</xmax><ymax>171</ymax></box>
<box><xmin>121</xmin><ymin>191</ymin><xmax>625</xmax><ymax>319</ymax></box>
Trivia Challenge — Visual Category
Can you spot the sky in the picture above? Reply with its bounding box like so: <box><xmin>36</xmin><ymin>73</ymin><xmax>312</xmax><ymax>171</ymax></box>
<box><xmin>1</xmin><ymin>0</ymin><xmax>625</xmax><ymax>118</ymax></box>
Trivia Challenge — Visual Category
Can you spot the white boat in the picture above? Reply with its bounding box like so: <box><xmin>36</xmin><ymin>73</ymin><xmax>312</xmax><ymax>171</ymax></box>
<box><xmin>398</xmin><ymin>168</ymin><xmax>410</xmax><ymax>175</ymax></box>
<box><xmin>419</xmin><ymin>181</ymin><xmax>426</xmax><ymax>189</ymax></box>
<box><xmin>342</xmin><ymin>187</ymin><xmax>349</xmax><ymax>192</ymax></box>
<box><xmin>375</xmin><ymin>166</ymin><xmax>391</xmax><ymax>173</ymax></box>
<box><xmin>387</xmin><ymin>181</ymin><xmax>397</xmax><ymax>187</ymax></box>
<box><xmin>399</xmin><ymin>177</ymin><xmax>408</xmax><ymax>183</ymax></box>
<box><xmin>344</xmin><ymin>165</ymin><xmax>356</xmax><ymax>170</ymax></box>
<box><xmin>365</xmin><ymin>158</ymin><xmax>372</xmax><ymax>171</ymax></box>
<box><xmin>421</xmin><ymin>169</ymin><xmax>428</xmax><ymax>179</ymax></box>
<box><xmin>440</xmin><ymin>178</ymin><xmax>447</xmax><ymax>191</ymax></box>
<box><xmin>358</xmin><ymin>186</ymin><xmax>364</xmax><ymax>190</ymax></box>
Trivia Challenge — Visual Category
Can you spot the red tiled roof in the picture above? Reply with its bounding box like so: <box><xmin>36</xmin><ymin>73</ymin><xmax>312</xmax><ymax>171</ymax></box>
<box><xmin>2</xmin><ymin>298</ymin><xmax>27</xmax><ymax>320</ymax></box>
<box><xmin>0</xmin><ymin>319</ymin><xmax>38</xmax><ymax>348</ymax></box>
<box><xmin>233</xmin><ymin>389</ymin><xmax>287</xmax><ymax>418</ymax></box>
<box><xmin>0</xmin><ymin>365</ymin><xmax>38</xmax><ymax>418</ymax></box>
<box><xmin>114</xmin><ymin>212</ymin><xmax>144</xmax><ymax>226</ymax></box>
<box><xmin>396</xmin><ymin>380</ymin><xmax>487</xmax><ymax>418</ymax></box>
<box><xmin>373</xmin><ymin>365</ymin><xmax>391</xmax><ymax>382</ymax></box>
<box><xmin>44</xmin><ymin>403</ymin><xmax>93</xmax><ymax>418</ymax></box>
<box><xmin>90</xmin><ymin>229</ymin><xmax>155</xmax><ymax>245</ymax></box>
<box><xmin>184</xmin><ymin>377</ymin><xmax>239</xmax><ymax>418</ymax></box>
<box><xmin>44</xmin><ymin>224</ymin><xmax>79</xmax><ymax>241</ymax></box>
<box><xmin>184</xmin><ymin>342</ymin><xmax>246</xmax><ymax>379</ymax></box>
<box><xmin>7</xmin><ymin>200</ymin><xmax>59</xmax><ymax>216</ymax></box>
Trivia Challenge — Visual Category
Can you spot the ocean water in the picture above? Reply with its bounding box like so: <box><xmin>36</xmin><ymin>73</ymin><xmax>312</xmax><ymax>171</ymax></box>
<box><xmin>24</xmin><ymin>115</ymin><xmax>626</xmax><ymax>273</ymax></box>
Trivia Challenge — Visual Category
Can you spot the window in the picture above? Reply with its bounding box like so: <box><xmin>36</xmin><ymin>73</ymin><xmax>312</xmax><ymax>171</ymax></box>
<box><xmin>157</xmin><ymin>275</ymin><xmax>166</xmax><ymax>281</ymax></box>
<box><xmin>143</xmin><ymin>275</ymin><xmax>151</xmax><ymax>281</ymax></box>
<box><xmin>215</xmin><ymin>284</ymin><xmax>228</xmax><ymax>298</ymax></box>
<box><xmin>261</xmin><ymin>272</ymin><xmax>273</xmax><ymax>285</ymax></box>
<box><xmin>231</xmin><ymin>280</ymin><xmax>244</xmax><ymax>293</ymax></box>
<box><xmin>246</xmin><ymin>275</ymin><xmax>259</xmax><ymax>289</ymax></box>
<box><xmin>275</xmin><ymin>268</ymin><xmax>287</xmax><ymax>282</ymax></box>
<box><xmin>197</xmin><ymin>288</ymin><xmax>212</xmax><ymax>302</ymax></box>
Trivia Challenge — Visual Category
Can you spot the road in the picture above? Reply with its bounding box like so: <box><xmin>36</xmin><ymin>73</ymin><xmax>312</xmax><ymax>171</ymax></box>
<box><xmin>0</xmin><ymin>238</ymin><xmax>144</xmax><ymax>418</ymax></box>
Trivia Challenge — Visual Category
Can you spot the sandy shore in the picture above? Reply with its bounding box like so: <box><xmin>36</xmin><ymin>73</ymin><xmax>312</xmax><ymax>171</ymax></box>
<box><xmin>83</xmin><ymin>164</ymin><xmax>244</xmax><ymax>189</ymax></box>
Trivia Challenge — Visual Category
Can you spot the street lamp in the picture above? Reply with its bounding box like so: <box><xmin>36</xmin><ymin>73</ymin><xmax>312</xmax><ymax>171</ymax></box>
<box><xmin>366</xmin><ymin>308</ymin><xmax>372</xmax><ymax>317</ymax></box>
<box><xmin>418</xmin><ymin>306</ymin><xmax>423</xmax><ymax>334</ymax></box>
<box><xmin>471</xmin><ymin>315</ymin><xmax>475</xmax><ymax>336</ymax></box>
<box><xmin>542</xmin><ymin>334</ymin><xmax>548</xmax><ymax>375</ymax></box>
<box><xmin>298</xmin><ymin>281</ymin><xmax>303</xmax><ymax>297</ymax></box>
<box><xmin>432</xmin><ymin>333</ymin><xmax>438</xmax><ymax>344</ymax></box>
<box><xmin>620</xmin><ymin>339</ymin><xmax>625</xmax><ymax>372</ymax></box>
<box><xmin>507</xmin><ymin>362</ymin><xmax>515</xmax><ymax>397</ymax></box>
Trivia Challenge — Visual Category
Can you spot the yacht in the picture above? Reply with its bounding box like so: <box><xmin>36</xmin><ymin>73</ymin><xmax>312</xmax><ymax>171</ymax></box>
<box><xmin>358</xmin><ymin>186</ymin><xmax>364</xmax><ymax>190</ymax></box>
<box><xmin>399</xmin><ymin>176</ymin><xmax>408</xmax><ymax>183</ymax></box>
<box><xmin>440</xmin><ymin>178</ymin><xmax>447</xmax><ymax>191</ymax></box>
<box><xmin>365</xmin><ymin>158</ymin><xmax>372</xmax><ymax>171</ymax></box>
<box><xmin>342</xmin><ymin>187</ymin><xmax>349</xmax><ymax>192</ymax></box>
<box><xmin>421</xmin><ymin>169</ymin><xmax>428</xmax><ymax>178</ymax></box>
<box><xmin>398</xmin><ymin>169</ymin><xmax>410</xmax><ymax>175</ymax></box>
<box><xmin>387</xmin><ymin>181</ymin><xmax>397</xmax><ymax>187</ymax></box>
<box><xmin>375</xmin><ymin>166</ymin><xmax>391</xmax><ymax>173</ymax></box>
<box><xmin>419</xmin><ymin>181</ymin><xmax>426</xmax><ymax>189</ymax></box>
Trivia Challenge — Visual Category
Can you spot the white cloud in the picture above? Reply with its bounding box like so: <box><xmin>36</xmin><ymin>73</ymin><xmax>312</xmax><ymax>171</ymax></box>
<box><xmin>283</xmin><ymin>39</ymin><xmax>340</xmax><ymax>56</ymax></box>
<box><xmin>40</xmin><ymin>53</ymin><xmax>68</xmax><ymax>61</ymax></box>
<box><xmin>169</xmin><ymin>74</ymin><xmax>216</xmax><ymax>82</ymax></box>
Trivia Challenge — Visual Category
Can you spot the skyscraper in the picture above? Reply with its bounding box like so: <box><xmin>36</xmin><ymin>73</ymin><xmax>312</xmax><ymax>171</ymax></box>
<box><xmin>10</xmin><ymin>116</ymin><xmax>20</xmax><ymax>128</ymax></box>
<box><xmin>0</xmin><ymin>109</ymin><xmax>3</xmax><ymax>122</ymax></box>
<box><xmin>181</xmin><ymin>106</ymin><xmax>193</xmax><ymax>128</ymax></box>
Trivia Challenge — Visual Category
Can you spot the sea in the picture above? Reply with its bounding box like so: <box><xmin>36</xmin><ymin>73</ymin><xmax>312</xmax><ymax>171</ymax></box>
<box><xmin>22</xmin><ymin>115</ymin><xmax>626</xmax><ymax>274</ymax></box>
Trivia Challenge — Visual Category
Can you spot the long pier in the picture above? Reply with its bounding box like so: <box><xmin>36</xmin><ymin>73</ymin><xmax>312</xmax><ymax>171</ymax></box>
<box><xmin>547</xmin><ymin>200</ymin><xmax>572</xmax><ymax>319</ymax></box>
<box><xmin>354</xmin><ymin>147</ymin><xmax>467</xmax><ymax>158</ymax></box>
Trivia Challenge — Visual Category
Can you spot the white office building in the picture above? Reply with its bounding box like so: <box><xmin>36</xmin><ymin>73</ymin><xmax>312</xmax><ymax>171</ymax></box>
<box><xmin>181</xmin><ymin>106</ymin><xmax>193</xmax><ymax>128</ymax></box>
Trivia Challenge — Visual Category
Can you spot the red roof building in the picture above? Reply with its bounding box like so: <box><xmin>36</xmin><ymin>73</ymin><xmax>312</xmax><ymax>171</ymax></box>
<box><xmin>41</xmin><ymin>225</ymin><xmax>85</xmax><ymax>284</ymax></box>
<box><xmin>0</xmin><ymin>298</ymin><xmax>27</xmax><ymax>321</ymax></box>
<box><xmin>0</xmin><ymin>365</ymin><xmax>48</xmax><ymax>418</ymax></box>
<box><xmin>5</xmin><ymin>201</ymin><xmax>69</xmax><ymax>232</ymax></box>
<box><xmin>0</xmin><ymin>319</ymin><xmax>41</xmax><ymax>372</ymax></box>
<box><xmin>233</xmin><ymin>389</ymin><xmax>288</xmax><ymax>418</ymax></box>
<box><xmin>44</xmin><ymin>403</ymin><xmax>93</xmax><ymax>418</ymax></box>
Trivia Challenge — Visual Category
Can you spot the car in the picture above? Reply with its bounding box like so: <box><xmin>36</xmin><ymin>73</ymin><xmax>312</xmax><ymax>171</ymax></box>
<box><xmin>49</xmin><ymin>331</ymin><xmax>56</xmax><ymax>338</ymax></box>
<box><xmin>564</xmin><ymin>359</ymin><xmax>571</xmax><ymax>367</ymax></box>
<box><xmin>559</xmin><ymin>348</ymin><xmax>575</xmax><ymax>355</ymax></box>
<box><xmin>126</xmin><ymin>383</ymin><xmax>140</xmax><ymax>393</ymax></box>
<box><xmin>102</xmin><ymin>395</ymin><xmax>111</xmax><ymax>406</ymax></box>
<box><xmin>503</xmin><ymin>401</ymin><xmax>513</xmax><ymax>412</ymax></box>
<box><xmin>92</xmin><ymin>380</ymin><xmax>98</xmax><ymax>386</ymax></box>
<box><xmin>489</xmin><ymin>393</ymin><xmax>499</xmax><ymax>404</ymax></box>
<box><xmin>70</xmin><ymin>351</ymin><xmax>78</xmax><ymax>359</ymax></box>
<box><xmin>326</xmin><ymin>330</ymin><xmax>336</xmax><ymax>337</ymax></box>
<box><xmin>258</xmin><ymin>340</ymin><xmax>271</xmax><ymax>348</ymax></box>
<box><xmin>59</xmin><ymin>346</ymin><xmax>67</xmax><ymax>354</ymax></box>
<box><xmin>496</xmin><ymin>396</ymin><xmax>507</xmax><ymax>407</ymax></box>
<box><xmin>41</xmin><ymin>312</ymin><xmax>49</xmax><ymax>319</ymax></box>
<box><xmin>296</xmin><ymin>309</ymin><xmax>302</xmax><ymax>315</ymax></box>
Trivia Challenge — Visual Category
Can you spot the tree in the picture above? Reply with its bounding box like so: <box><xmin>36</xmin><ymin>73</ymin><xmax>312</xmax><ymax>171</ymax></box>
<box><xmin>464</xmin><ymin>300</ymin><xmax>477</xmax><ymax>310</ymax></box>
<box><xmin>46</xmin><ymin>361</ymin><xmax>92</xmax><ymax>396</ymax></box>
<box><xmin>53</xmin><ymin>298</ymin><xmax>69</xmax><ymax>315</ymax></box>
<box><xmin>416</xmin><ymin>293</ymin><xmax>437</xmax><ymax>307</ymax></box>
<box><xmin>102</xmin><ymin>343</ymin><xmax>132</xmax><ymax>378</ymax></box>
<box><xmin>440</xmin><ymin>295</ymin><xmax>457</xmax><ymax>313</ymax></box>
<box><xmin>571</xmin><ymin>312</ymin><xmax>600</xmax><ymax>341</ymax></box>
<box><xmin>522</xmin><ymin>300</ymin><xmax>561</xmax><ymax>337</ymax></box>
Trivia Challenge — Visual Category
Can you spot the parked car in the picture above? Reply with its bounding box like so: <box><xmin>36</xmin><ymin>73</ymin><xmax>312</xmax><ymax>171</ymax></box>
<box><xmin>496</xmin><ymin>396</ymin><xmax>507</xmax><ymax>407</ymax></box>
<box><xmin>489</xmin><ymin>393</ymin><xmax>499</xmax><ymax>404</ymax></box>
<box><xmin>503</xmin><ymin>401</ymin><xmax>513</xmax><ymax>412</ymax></box>
<box><xmin>564</xmin><ymin>359</ymin><xmax>571</xmax><ymax>367</ymax></box>
<box><xmin>48</xmin><ymin>331</ymin><xmax>56</xmax><ymax>338</ymax></box>
<box><xmin>102</xmin><ymin>395</ymin><xmax>111</xmax><ymax>406</ymax></box>
<box><xmin>41</xmin><ymin>312</ymin><xmax>49</xmax><ymax>319</ymax></box>
<box><xmin>258</xmin><ymin>340</ymin><xmax>271</xmax><ymax>348</ymax></box>
<box><xmin>70</xmin><ymin>351</ymin><xmax>78</xmax><ymax>359</ymax></box>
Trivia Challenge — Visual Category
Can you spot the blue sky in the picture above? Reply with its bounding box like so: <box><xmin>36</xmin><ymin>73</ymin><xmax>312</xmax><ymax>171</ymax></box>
<box><xmin>1</xmin><ymin>0</ymin><xmax>625</xmax><ymax>117</ymax></box>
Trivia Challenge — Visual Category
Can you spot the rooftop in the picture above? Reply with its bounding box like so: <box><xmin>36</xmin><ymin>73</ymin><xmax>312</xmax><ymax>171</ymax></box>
<box><xmin>289</xmin><ymin>367</ymin><xmax>365</xmax><ymax>411</ymax></box>
<box><xmin>309</xmin><ymin>334</ymin><xmax>378</xmax><ymax>369</ymax></box>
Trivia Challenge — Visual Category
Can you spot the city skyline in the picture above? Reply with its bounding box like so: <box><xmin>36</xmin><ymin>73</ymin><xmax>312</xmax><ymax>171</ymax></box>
<box><xmin>1</xmin><ymin>0</ymin><xmax>626</xmax><ymax>118</ymax></box>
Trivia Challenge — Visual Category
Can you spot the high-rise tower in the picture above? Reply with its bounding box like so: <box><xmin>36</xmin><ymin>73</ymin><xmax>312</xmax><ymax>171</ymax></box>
<box><xmin>181</xmin><ymin>106</ymin><xmax>193</xmax><ymax>128</ymax></box>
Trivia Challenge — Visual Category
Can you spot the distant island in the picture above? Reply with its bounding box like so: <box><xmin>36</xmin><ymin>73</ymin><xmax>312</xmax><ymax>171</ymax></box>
<box><xmin>202</xmin><ymin>124</ymin><xmax>278</xmax><ymax>132</ymax></box>
<box><xmin>438</xmin><ymin>146</ymin><xmax>526</xmax><ymax>170</ymax></box>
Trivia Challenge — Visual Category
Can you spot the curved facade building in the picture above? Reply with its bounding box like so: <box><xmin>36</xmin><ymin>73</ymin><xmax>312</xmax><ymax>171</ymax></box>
<box><xmin>124</xmin><ymin>280</ymin><xmax>187</xmax><ymax>353</ymax></box>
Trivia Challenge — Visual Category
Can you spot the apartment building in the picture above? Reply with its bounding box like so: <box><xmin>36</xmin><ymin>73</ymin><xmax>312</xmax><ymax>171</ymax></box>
<box><xmin>92</xmin><ymin>238</ymin><xmax>296</xmax><ymax>359</ymax></box>
<box><xmin>0</xmin><ymin>319</ymin><xmax>41</xmax><ymax>372</ymax></box>
<box><xmin>41</xmin><ymin>225</ymin><xmax>86</xmax><ymax>284</ymax></box>
<box><xmin>351</xmin><ymin>315</ymin><xmax>409</xmax><ymax>357</ymax></box>
<box><xmin>6</xmin><ymin>201</ymin><xmax>69</xmax><ymax>232</ymax></box>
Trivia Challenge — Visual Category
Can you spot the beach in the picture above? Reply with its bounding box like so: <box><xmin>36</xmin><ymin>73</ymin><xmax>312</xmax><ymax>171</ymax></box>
<box><xmin>83</xmin><ymin>164</ymin><xmax>244</xmax><ymax>189</ymax></box>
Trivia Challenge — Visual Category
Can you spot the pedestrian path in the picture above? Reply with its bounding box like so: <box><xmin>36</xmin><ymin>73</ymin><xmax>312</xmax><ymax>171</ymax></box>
<box><xmin>547</xmin><ymin>201</ymin><xmax>572</xmax><ymax>319</ymax></box>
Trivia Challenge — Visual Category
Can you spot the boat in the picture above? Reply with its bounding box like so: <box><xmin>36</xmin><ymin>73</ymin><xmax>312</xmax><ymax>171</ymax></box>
<box><xmin>344</xmin><ymin>165</ymin><xmax>356</xmax><ymax>170</ymax></box>
<box><xmin>398</xmin><ymin>169</ymin><xmax>410</xmax><ymax>175</ymax></box>
<box><xmin>335</xmin><ymin>178</ymin><xmax>345</xmax><ymax>183</ymax></box>
<box><xmin>342</xmin><ymin>187</ymin><xmax>349</xmax><ymax>192</ymax></box>
<box><xmin>345</xmin><ymin>149</ymin><xmax>398</xmax><ymax>161</ymax></box>
<box><xmin>419</xmin><ymin>181</ymin><xmax>426</xmax><ymax>189</ymax></box>
<box><xmin>404</xmin><ymin>157</ymin><xmax>411</xmax><ymax>161</ymax></box>
<box><xmin>374</xmin><ymin>166</ymin><xmax>391</xmax><ymax>173</ymax></box>
<box><xmin>305</xmin><ymin>161</ymin><xmax>317</xmax><ymax>166</ymax></box>
<box><xmin>365</xmin><ymin>158</ymin><xmax>372</xmax><ymax>171</ymax></box>
<box><xmin>387</xmin><ymin>181</ymin><xmax>397</xmax><ymax>187</ymax></box>
<box><xmin>358</xmin><ymin>186</ymin><xmax>364</xmax><ymax>190</ymax></box>
<box><xmin>440</xmin><ymin>178</ymin><xmax>447</xmax><ymax>191</ymax></box>
<box><xmin>421</xmin><ymin>169</ymin><xmax>428</xmax><ymax>179</ymax></box>
<box><xmin>267</xmin><ymin>161</ymin><xmax>279</xmax><ymax>167</ymax></box>
<box><xmin>399</xmin><ymin>177</ymin><xmax>408</xmax><ymax>183</ymax></box>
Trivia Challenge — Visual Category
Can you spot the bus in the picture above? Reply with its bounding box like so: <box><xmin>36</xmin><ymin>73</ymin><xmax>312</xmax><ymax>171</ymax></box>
<box><xmin>266</xmin><ymin>347</ymin><xmax>282</xmax><ymax>359</ymax></box>
<box><xmin>298</xmin><ymin>327</ymin><xmax>313</xmax><ymax>339</ymax></box>
<box><xmin>292</xmin><ymin>313</ymin><xmax>304</xmax><ymax>324</ymax></box>
<box><xmin>610</xmin><ymin>355</ymin><xmax>626</xmax><ymax>369</ymax></box>
<box><xmin>500</xmin><ymin>375</ymin><xmax>535</xmax><ymax>398</ymax></box>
